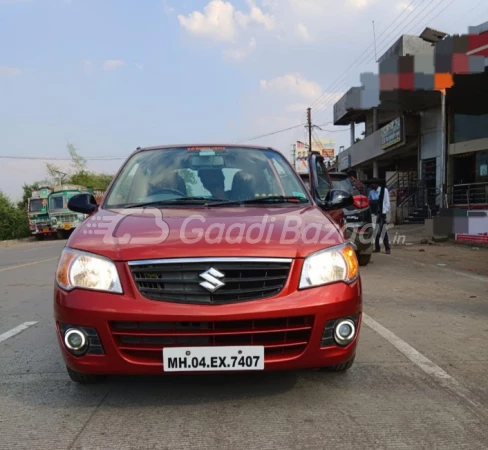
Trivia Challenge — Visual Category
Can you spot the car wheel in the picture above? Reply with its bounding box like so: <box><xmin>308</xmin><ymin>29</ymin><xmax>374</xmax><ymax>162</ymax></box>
<box><xmin>320</xmin><ymin>356</ymin><xmax>355</xmax><ymax>373</ymax></box>
<box><xmin>35</xmin><ymin>234</ymin><xmax>44</xmax><ymax>241</ymax></box>
<box><xmin>358</xmin><ymin>254</ymin><xmax>371</xmax><ymax>266</ymax></box>
<box><xmin>66</xmin><ymin>366</ymin><xmax>106</xmax><ymax>384</ymax></box>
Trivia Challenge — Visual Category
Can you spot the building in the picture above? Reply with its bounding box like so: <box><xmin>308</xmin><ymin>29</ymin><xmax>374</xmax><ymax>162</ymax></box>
<box><xmin>332</xmin><ymin>24</ymin><xmax>488</xmax><ymax>224</ymax></box>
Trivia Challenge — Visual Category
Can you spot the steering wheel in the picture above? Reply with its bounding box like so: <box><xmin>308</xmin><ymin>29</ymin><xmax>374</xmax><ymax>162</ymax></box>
<box><xmin>149</xmin><ymin>187</ymin><xmax>186</xmax><ymax>197</ymax></box>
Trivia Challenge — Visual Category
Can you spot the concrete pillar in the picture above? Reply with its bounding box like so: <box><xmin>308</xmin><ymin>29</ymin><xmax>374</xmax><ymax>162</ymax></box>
<box><xmin>373</xmin><ymin>108</ymin><xmax>379</xmax><ymax>132</ymax></box>
<box><xmin>373</xmin><ymin>161</ymin><xmax>379</xmax><ymax>178</ymax></box>
<box><xmin>350</xmin><ymin>122</ymin><xmax>355</xmax><ymax>146</ymax></box>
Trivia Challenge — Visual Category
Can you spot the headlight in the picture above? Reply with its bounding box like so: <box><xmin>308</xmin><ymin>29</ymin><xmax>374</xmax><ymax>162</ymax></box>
<box><xmin>299</xmin><ymin>244</ymin><xmax>359</xmax><ymax>289</ymax></box>
<box><xmin>51</xmin><ymin>217</ymin><xmax>57</xmax><ymax>224</ymax></box>
<box><xmin>56</xmin><ymin>248</ymin><xmax>123</xmax><ymax>293</ymax></box>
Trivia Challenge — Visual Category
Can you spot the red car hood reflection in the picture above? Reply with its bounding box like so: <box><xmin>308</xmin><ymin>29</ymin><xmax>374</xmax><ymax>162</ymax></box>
<box><xmin>67</xmin><ymin>206</ymin><xmax>343</xmax><ymax>261</ymax></box>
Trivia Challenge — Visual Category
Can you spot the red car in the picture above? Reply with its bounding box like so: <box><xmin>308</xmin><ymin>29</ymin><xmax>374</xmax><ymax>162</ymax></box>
<box><xmin>54</xmin><ymin>145</ymin><xmax>362</xmax><ymax>383</ymax></box>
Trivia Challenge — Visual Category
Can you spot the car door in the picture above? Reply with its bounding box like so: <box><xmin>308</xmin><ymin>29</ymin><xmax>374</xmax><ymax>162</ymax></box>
<box><xmin>307</xmin><ymin>153</ymin><xmax>346</xmax><ymax>228</ymax></box>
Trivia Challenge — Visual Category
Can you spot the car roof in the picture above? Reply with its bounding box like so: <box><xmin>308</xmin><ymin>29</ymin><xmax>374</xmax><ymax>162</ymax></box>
<box><xmin>135</xmin><ymin>144</ymin><xmax>276</xmax><ymax>152</ymax></box>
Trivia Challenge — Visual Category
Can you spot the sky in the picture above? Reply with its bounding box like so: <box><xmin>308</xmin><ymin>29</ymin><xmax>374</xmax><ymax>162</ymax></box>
<box><xmin>1</xmin><ymin>0</ymin><xmax>486</xmax><ymax>200</ymax></box>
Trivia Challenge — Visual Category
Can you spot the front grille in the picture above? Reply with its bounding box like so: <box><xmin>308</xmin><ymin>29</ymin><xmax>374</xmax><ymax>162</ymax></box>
<box><xmin>129</xmin><ymin>259</ymin><xmax>292</xmax><ymax>304</ymax></box>
<box><xmin>53</xmin><ymin>214</ymin><xmax>78</xmax><ymax>222</ymax></box>
<box><xmin>110</xmin><ymin>316</ymin><xmax>314</xmax><ymax>364</ymax></box>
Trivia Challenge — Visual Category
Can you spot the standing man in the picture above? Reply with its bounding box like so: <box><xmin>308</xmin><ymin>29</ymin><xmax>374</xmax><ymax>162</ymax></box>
<box><xmin>371</xmin><ymin>181</ymin><xmax>391</xmax><ymax>254</ymax></box>
<box><xmin>346</xmin><ymin>169</ymin><xmax>367</xmax><ymax>196</ymax></box>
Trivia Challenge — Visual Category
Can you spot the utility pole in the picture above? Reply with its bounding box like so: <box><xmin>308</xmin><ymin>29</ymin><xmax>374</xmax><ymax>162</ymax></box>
<box><xmin>307</xmin><ymin>108</ymin><xmax>312</xmax><ymax>154</ymax></box>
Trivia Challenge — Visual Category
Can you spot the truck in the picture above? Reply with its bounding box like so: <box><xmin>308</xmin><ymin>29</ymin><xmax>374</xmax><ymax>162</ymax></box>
<box><xmin>27</xmin><ymin>187</ymin><xmax>55</xmax><ymax>240</ymax></box>
<box><xmin>48</xmin><ymin>184</ymin><xmax>92</xmax><ymax>239</ymax></box>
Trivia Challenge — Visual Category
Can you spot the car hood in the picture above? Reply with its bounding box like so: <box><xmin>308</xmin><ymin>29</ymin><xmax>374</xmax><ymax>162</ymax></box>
<box><xmin>67</xmin><ymin>206</ymin><xmax>343</xmax><ymax>261</ymax></box>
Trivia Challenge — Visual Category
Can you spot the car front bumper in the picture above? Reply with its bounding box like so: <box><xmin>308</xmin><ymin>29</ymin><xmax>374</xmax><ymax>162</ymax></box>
<box><xmin>54</xmin><ymin>280</ymin><xmax>362</xmax><ymax>375</ymax></box>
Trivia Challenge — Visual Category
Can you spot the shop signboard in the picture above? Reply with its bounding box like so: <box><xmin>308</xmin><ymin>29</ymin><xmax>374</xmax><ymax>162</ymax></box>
<box><xmin>381</xmin><ymin>117</ymin><xmax>404</xmax><ymax>150</ymax></box>
<box><xmin>338</xmin><ymin>154</ymin><xmax>351</xmax><ymax>171</ymax></box>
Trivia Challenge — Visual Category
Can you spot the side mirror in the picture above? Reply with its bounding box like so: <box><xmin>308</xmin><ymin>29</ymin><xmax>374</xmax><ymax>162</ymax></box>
<box><xmin>322</xmin><ymin>189</ymin><xmax>353</xmax><ymax>210</ymax></box>
<box><xmin>68</xmin><ymin>193</ymin><xmax>98</xmax><ymax>215</ymax></box>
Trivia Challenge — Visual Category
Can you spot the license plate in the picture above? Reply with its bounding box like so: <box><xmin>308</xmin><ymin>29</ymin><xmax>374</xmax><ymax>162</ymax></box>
<box><xmin>64</xmin><ymin>224</ymin><xmax>71</xmax><ymax>230</ymax></box>
<box><xmin>163</xmin><ymin>346</ymin><xmax>264</xmax><ymax>372</ymax></box>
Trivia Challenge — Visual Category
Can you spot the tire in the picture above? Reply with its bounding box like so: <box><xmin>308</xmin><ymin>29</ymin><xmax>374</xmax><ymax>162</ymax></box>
<box><xmin>358</xmin><ymin>254</ymin><xmax>371</xmax><ymax>266</ymax></box>
<box><xmin>320</xmin><ymin>356</ymin><xmax>355</xmax><ymax>373</ymax></box>
<box><xmin>66</xmin><ymin>366</ymin><xmax>106</xmax><ymax>384</ymax></box>
<box><xmin>57</xmin><ymin>230</ymin><xmax>70</xmax><ymax>239</ymax></box>
<box><xmin>35</xmin><ymin>234</ymin><xmax>44</xmax><ymax>241</ymax></box>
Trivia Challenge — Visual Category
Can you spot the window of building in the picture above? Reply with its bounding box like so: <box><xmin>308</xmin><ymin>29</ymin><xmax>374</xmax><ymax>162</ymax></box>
<box><xmin>451</xmin><ymin>113</ymin><xmax>488</xmax><ymax>144</ymax></box>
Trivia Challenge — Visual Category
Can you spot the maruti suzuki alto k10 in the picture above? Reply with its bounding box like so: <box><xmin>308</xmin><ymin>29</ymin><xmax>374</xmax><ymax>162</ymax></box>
<box><xmin>54</xmin><ymin>145</ymin><xmax>362</xmax><ymax>383</ymax></box>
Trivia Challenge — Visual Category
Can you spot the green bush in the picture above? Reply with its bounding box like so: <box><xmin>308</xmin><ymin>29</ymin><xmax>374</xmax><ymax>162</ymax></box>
<box><xmin>0</xmin><ymin>192</ymin><xmax>30</xmax><ymax>240</ymax></box>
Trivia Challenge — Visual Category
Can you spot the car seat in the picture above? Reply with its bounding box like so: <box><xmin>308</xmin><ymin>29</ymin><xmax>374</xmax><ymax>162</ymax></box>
<box><xmin>230</xmin><ymin>170</ymin><xmax>257</xmax><ymax>201</ymax></box>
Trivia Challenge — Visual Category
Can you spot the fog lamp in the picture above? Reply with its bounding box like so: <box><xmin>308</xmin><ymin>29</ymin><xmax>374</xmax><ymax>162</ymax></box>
<box><xmin>334</xmin><ymin>319</ymin><xmax>355</xmax><ymax>346</ymax></box>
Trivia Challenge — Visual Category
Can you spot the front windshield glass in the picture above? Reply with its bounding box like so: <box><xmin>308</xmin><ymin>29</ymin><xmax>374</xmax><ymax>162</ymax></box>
<box><xmin>28</xmin><ymin>199</ymin><xmax>44</xmax><ymax>212</ymax></box>
<box><xmin>104</xmin><ymin>146</ymin><xmax>310</xmax><ymax>208</ymax></box>
<box><xmin>49</xmin><ymin>195</ymin><xmax>64</xmax><ymax>210</ymax></box>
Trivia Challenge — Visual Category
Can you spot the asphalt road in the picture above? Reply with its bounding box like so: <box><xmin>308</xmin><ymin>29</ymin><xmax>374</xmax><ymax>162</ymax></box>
<box><xmin>0</xmin><ymin>238</ymin><xmax>487</xmax><ymax>450</ymax></box>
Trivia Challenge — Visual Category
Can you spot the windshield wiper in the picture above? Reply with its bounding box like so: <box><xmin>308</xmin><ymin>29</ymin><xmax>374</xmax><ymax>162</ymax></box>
<box><xmin>124</xmin><ymin>197</ymin><xmax>227</xmax><ymax>208</ymax></box>
<box><xmin>208</xmin><ymin>196</ymin><xmax>309</xmax><ymax>207</ymax></box>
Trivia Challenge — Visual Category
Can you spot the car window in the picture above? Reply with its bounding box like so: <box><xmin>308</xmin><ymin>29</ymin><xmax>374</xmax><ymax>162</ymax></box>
<box><xmin>314</xmin><ymin>160</ymin><xmax>331</xmax><ymax>200</ymax></box>
<box><xmin>330</xmin><ymin>176</ymin><xmax>360</xmax><ymax>195</ymax></box>
<box><xmin>104</xmin><ymin>147</ymin><xmax>311</xmax><ymax>208</ymax></box>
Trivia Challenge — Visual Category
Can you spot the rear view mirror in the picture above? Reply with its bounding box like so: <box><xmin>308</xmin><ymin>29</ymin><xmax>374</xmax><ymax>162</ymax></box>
<box><xmin>68</xmin><ymin>193</ymin><xmax>98</xmax><ymax>215</ymax></box>
<box><xmin>190</xmin><ymin>155</ymin><xmax>224</xmax><ymax>168</ymax></box>
<box><xmin>323</xmin><ymin>189</ymin><xmax>353</xmax><ymax>210</ymax></box>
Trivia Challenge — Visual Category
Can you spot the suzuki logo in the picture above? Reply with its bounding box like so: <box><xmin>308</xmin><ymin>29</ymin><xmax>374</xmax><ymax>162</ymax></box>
<box><xmin>199</xmin><ymin>268</ymin><xmax>225</xmax><ymax>292</ymax></box>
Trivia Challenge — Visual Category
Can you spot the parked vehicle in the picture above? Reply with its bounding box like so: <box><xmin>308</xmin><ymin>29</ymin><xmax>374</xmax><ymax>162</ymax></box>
<box><xmin>300</xmin><ymin>171</ymin><xmax>373</xmax><ymax>266</ymax></box>
<box><xmin>48</xmin><ymin>184</ymin><xmax>92</xmax><ymax>239</ymax></box>
<box><xmin>54</xmin><ymin>144</ymin><xmax>362</xmax><ymax>383</ymax></box>
<box><xmin>27</xmin><ymin>186</ymin><xmax>55</xmax><ymax>240</ymax></box>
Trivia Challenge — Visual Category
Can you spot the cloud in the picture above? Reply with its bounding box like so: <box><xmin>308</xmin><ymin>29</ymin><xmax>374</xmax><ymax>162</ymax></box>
<box><xmin>178</xmin><ymin>0</ymin><xmax>236</xmax><ymax>42</ymax></box>
<box><xmin>0</xmin><ymin>66</ymin><xmax>21</xmax><ymax>76</ymax></box>
<box><xmin>135</xmin><ymin>63</ymin><xmax>143</xmax><ymax>70</ymax></box>
<box><xmin>235</xmin><ymin>0</ymin><xmax>274</xmax><ymax>30</ymax></box>
<box><xmin>102</xmin><ymin>60</ymin><xmax>125</xmax><ymax>71</ymax></box>
<box><xmin>296</xmin><ymin>23</ymin><xmax>311</xmax><ymax>41</ymax></box>
<box><xmin>223</xmin><ymin>37</ymin><xmax>256</xmax><ymax>62</ymax></box>
<box><xmin>178</xmin><ymin>0</ymin><xmax>276</xmax><ymax>43</ymax></box>
<box><xmin>397</xmin><ymin>1</ymin><xmax>414</xmax><ymax>11</ymax></box>
<box><xmin>260</xmin><ymin>74</ymin><xmax>322</xmax><ymax>100</ymax></box>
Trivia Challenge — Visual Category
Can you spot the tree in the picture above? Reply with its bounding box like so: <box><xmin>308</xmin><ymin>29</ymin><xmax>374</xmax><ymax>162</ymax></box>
<box><xmin>67</xmin><ymin>142</ymin><xmax>87</xmax><ymax>173</ymax></box>
<box><xmin>0</xmin><ymin>191</ymin><xmax>30</xmax><ymax>240</ymax></box>
<box><xmin>69</xmin><ymin>171</ymin><xmax>113</xmax><ymax>190</ymax></box>
<box><xmin>17</xmin><ymin>182</ymin><xmax>40</xmax><ymax>210</ymax></box>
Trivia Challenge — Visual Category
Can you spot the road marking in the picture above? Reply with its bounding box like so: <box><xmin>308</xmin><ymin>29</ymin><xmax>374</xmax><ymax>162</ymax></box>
<box><xmin>0</xmin><ymin>322</ymin><xmax>38</xmax><ymax>344</ymax></box>
<box><xmin>391</xmin><ymin>256</ymin><xmax>488</xmax><ymax>283</ymax></box>
<box><xmin>0</xmin><ymin>257</ymin><xmax>58</xmax><ymax>273</ymax></box>
<box><xmin>363</xmin><ymin>313</ymin><xmax>486</xmax><ymax>414</ymax></box>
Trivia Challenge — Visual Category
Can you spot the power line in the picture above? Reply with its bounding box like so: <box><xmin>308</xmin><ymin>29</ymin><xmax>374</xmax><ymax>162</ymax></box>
<box><xmin>311</xmin><ymin>0</ymin><xmax>438</xmax><ymax>116</ymax></box>
<box><xmin>233</xmin><ymin>123</ymin><xmax>306</xmax><ymax>143</ymax></box>
<box><xmin>309</xmin><ymin>0</ymin><xmax>455</xmax><ymax>119</ymax></box>
<box><xmin>308</xmin><ymin>0</ymin><xmax>423</xmax><ymax>111</ymax></box>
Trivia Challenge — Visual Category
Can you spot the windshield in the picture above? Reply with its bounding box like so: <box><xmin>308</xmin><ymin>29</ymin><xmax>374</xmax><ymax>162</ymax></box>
<box><xmin>331</xmin><ymin>176</ymin><xmax>359</xmax><ymax>195</ymax></box>
<box><xmin>49</xmin><ymin>195</ymin><xmax>64</xmax><ymax>210</ymax></box>
<box><xmin>104</xmin><ymin>147</ymin><xmax>310</xmax><ymax>208</ymax></box>
<box><xmin>28</xmin><ymin>199</ymin><xmax>44</xmax><ymax>213</ymax></box>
